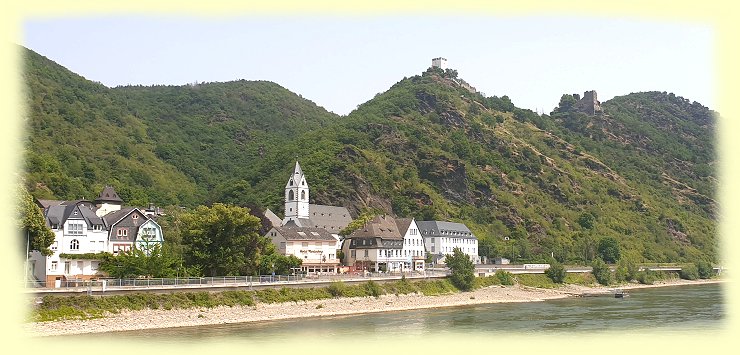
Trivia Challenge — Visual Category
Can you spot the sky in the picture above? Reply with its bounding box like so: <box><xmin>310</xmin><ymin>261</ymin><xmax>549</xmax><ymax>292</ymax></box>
<box><xmin>22</xmin><ymin>15</ymin><xmax>714</xmax><ymax>116</ymax></box>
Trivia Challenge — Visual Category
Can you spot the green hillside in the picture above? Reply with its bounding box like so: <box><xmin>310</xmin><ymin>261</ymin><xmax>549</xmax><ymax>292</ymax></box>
<box><xmin>21</xmin><ymin>48</ymin><xmax>718</xmax><ymax>264</ymax></box>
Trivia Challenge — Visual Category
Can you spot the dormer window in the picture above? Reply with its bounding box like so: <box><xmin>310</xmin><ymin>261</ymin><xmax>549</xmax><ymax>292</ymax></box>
<box><xmin>289</xmin><ymin>179</ymin><xmax>294</xmax><ymax>186</ymax></box>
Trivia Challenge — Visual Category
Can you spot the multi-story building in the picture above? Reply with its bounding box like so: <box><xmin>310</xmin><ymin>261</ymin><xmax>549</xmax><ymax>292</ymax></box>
<box><xmin>416</xmin><ymin>220</ymin><xmax>479</xmax><ymax>265</ymax></box>
<box><xmin>265</xmin><ymin>222</ymin><xmax>339</xmax><ymax>274</ymax></box>
<box><xmin>395</xmin><ymin>218</ymin><xmax>425</xmax><ymax>271</ymax></box>
<box><xmin>29</xmin><ymin>186</ymin><xmax>164</xmax><ymax>287</ymax></box>
<box><xmin>343</xmin><ymin>215</ymin><xmax>405</xmax><ymax>273</ymax></box>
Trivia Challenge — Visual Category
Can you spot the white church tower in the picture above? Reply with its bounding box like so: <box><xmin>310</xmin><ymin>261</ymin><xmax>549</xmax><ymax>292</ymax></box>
<box><xmin>283</xmin><ymin>161</ymin><xmax>310</xmax><ymax>223</ymax></box>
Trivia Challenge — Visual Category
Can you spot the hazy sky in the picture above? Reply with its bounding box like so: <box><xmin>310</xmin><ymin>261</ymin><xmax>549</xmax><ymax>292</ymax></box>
<box><xmin>22</xmin><ymin>15</ymin><xmax>714</xmax><ymax>115</ymax></box>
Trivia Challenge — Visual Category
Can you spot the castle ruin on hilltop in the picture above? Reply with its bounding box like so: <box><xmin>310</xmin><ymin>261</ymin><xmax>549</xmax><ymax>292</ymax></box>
<box><xmin>573</xmin><ymin>90</ymin><xmax>603</xmax><ymax>115</ymax></box>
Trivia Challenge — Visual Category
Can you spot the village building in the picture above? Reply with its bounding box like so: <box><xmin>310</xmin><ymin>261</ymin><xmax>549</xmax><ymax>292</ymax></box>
<box><xmin>395</xmin><ymin>218</ymin><xmax>426</xmax><ymax>271</ymax></box>
<box><xmin>343</xmin><ymin>215</ymin><xmax>406</xmax><ymax>273</ymax></box>
<box><xmin>29</xmin><ymin>186</ymin><xmax>164</xmax><ymax>287</ymax></box>
<box><xmin>416</xmin><ymin>220</ymin><xmax>480</xmax><ymax>265</ymax></box>
<box><xmin>265</xmin><ymin>221</ymin><xmax>340</xmax><ymax>274</ymax></box>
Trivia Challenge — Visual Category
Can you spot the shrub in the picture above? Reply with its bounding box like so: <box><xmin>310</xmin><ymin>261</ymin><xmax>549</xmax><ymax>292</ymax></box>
<box><xmin>697</xmin><ymin>261</ymin><xmax>714</xmax><ymax>279</ymax></box>
<box><xmin>636</xmin><ymin>269</ymin><xmax>656</xmax><ymax>285</ymax></box>
<box><xmin>416</xmin><ymin>279</ymin><xmax>457</xmax><ymax>295</ymax></box>
<box><xmin>545</xmin><ymin>262</ymin><xmax>566</xmax><ymax>284</ymax></box>
<box><xmin>363</xmin><ymin>280</ymin><xmax>384</xmax><ymax>298</ymax></box>
<box><xmin>326</xmin><ymin>281</ymin><xmax>347</xmax><ymax>297</ymax></box>
<box><xmin>680</xmin><ymin>263</ymin><xmax>699</xmax><ymax>280</ymax></box>
<box><xmin>495</xmin><ymin>270</ymin><xmax>514</xmax><ymax>285</ymax></box>
<box><xmin>591</xmin><ymin>258</ymin><xmax>612</xmax><ymax>286</ymax></box>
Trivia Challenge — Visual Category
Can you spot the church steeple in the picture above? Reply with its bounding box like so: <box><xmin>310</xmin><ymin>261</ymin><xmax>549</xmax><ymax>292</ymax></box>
<box><xmin>284</xmin><ymin>161</ymin><xmax>310</xmax><ymax>223</ymax></box>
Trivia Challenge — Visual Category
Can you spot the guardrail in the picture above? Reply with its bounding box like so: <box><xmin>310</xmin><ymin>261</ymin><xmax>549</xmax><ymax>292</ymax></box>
<box><xmin>23</xmin><ymin>270</ymin><xmax>448</xmax><ymax>292</ymax></box>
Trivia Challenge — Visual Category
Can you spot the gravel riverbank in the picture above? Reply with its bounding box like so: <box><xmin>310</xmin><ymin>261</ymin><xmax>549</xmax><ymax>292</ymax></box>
<box><xmin>25</xmin><ymin>278</ymin><xmax>723</xmax><ymax>337</ymax></box>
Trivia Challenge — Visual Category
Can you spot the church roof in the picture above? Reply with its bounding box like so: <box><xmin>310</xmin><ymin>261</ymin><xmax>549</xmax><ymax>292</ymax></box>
<box><xmin>306</xmin><ymin>204</ymin><xmax>352</xmax><ymax>232</ymax></box>
<box><xmin>285</xmin><ymin>161</ymin><xmax>308</xmax><ymax>189</ymax></box>
<box><xmin>264</xmin><ymin>209</ymin><xmax>283</xmax><ymax>228</ymax></box>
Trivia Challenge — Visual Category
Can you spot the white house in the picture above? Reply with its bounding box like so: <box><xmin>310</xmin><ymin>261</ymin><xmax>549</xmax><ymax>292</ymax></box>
<box><xmin>265</xmin><ymin>221</ymin><xmax>340</xmax><ymax>274</ymax></box>
<box><xmin>395</xmin><ymin>218</ymin><xmax>425</xmax><ymax>271</ymax></box>
<box><xmin>30</xmin><ymin>186</ymin><xmax>165</xmax><ymax>287</ymax></box>
<box><xmin>416</xmin><ymin>220</ymin><xmax>480</xmax><ymax>265</ymax></box>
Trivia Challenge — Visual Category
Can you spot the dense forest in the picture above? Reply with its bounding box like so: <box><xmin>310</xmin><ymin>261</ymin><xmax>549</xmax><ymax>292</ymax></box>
<box><xmin>21</xmin><ymin>47</ymin><xmax>718</xmax><ymax>265</ymax></box>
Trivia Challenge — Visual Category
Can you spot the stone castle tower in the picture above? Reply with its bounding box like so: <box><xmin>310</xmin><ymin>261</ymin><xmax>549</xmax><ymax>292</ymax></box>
<box><xmin>283</xmin><ymin>161</ymin><xmax>310</xmax><ymax>223</ymax></box>
<box><xmin>574</xmin><ymin>90</ymin><xmax>602</xmax><ymax>115</ymax></box>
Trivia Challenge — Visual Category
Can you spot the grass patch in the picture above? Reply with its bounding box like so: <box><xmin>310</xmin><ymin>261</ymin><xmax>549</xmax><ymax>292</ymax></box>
<box><xmin>515</xmin><ymin>274</ymin><xmax>558</xmax><ymax>288</ymax></box>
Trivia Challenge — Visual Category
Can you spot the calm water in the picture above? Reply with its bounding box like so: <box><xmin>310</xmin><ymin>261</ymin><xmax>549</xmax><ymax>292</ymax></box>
<box><xmin>85</xmin><ymin>283</ymin><xmax>723</xmax><ymax>341</ymax></box>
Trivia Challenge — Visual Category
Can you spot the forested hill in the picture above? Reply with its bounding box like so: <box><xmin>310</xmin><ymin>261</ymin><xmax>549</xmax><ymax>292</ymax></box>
<box><xmin>21</xmin><ymin>47</ymin><xmax>718</xmax><ymax>264</ymax></box>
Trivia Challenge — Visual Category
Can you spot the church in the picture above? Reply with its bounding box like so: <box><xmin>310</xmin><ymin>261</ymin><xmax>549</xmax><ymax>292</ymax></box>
<box><xmin>263</xmin><ymin>162</ymin><xmax>353</xmax><ymax>274</ymax></box>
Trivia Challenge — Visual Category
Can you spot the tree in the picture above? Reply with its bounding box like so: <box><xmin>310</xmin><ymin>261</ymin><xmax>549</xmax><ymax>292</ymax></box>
<box><xmin>591</xmin><ymin>258</ymin><xmax>612</xmax><ymax>285</ymax></box>
<box><xmin>99</xmin><ymin>243</ymin><xmax>179</xmax><ymax>278</ymax></box>
<box><xmin>258</xmin><ymin>251</ymin><xmax>303</xmax><ymax>275</ymax></box>
<box><xmin>180</xmin><ymin>203</ymin><xmax>267</xmax><ymax>276</ymax></box>
<box><xmin>16</xmin><ymin>185</ymin><xmax>55</xmax><ymax>256</ymax></box>
<box><xmin>597</xmin><ymin>236</ymin><xmax>621</xmax><ymax>263</ymax></box>
<box><xmin>545</xmin><ymin>260</ymin><xmax>567</xmax><ymax>283</ymax></box>
<box><xmin>696</xmin><ymin>260</ymin><xmax>714</xmax><ymax>279</ymax></box>
<box><xmin>577</xmin><ymin>212</ymin><xmax>595</xmax><ymax>230</ymax></box>
<box><xmin>445</xmin><ymin>247</ymin><xmax>475</xmax><ymax>291</ymax></box>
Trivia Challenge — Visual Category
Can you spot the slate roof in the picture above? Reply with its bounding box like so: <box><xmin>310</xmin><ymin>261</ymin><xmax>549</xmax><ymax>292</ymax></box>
<box><xmin>285</xmin><ymin>161</ymin><xmax>308</xmax><ymax>189</ymax></box>
<box><xmin>415</xmin><ymin>220</ymin><xmax>477</xmax><ymax>239</ymax></box>
<box><xmin>43</xmin><ymin>200</ymin><xmax>104</xmax><ymax>228</ymax></box>
<box><xmin>102</xmin><ymin>207</ymin><xmax>138</xmax><ymax>226</ymax></box>
<box><xmin>349</xmin><ymin>215</ymin><xmax>403</xmax><ymax>240</ymax></box>
<box><xmin>272</xmin><ymin>222</ymin><xmax>336</xmax><ymax>241</ymax></box>
<box><xmin>395</xmin><ymin>218</ymin><xmax>413</xmax><ymax>236</ymax></box>
<box><xmin>95</xmin><ymin>186</ymin><xmax>123</xmax><ymax>204</ymax></box>
<box><xmin>305</xmin><ymin>204</ymin><xmax>352</xmax><ymax>231</ymax></box>
<box><xmin>264</xmin><ymin>209</ymin><xmax>283</xmax><ymax>228</ymax></box>
<box><xmin>346</xmin><ymin>215</ymin><xmax>404</xmax><ymax>250</ymax></box>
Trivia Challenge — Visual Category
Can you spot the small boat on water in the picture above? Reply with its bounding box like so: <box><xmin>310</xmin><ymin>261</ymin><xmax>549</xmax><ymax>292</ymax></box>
<box><xmin>614</xmin><ymin>289</ymin><xmax>629</xmax><ymax>298</ymax></box>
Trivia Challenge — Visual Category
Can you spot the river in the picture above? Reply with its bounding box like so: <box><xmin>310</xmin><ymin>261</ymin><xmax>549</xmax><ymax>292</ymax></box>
<box><xmin>81</xmin><ymin>283</ymin><xmax>723</xmax><ymax>341</ymax></box>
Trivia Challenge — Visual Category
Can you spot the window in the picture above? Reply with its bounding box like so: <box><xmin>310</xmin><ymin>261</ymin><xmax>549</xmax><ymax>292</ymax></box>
<box><xmin>279</xmin><ymin>242</ymin><xmax>286</xmax><ymax>249</ymax></box>
<box><xmin>68</xmin><ymin>223</ymin><xmax>83</xmax><ymax>235</ymax></box>
<box><xmin>351</xmin><ymin>250</ymin><xmax>356</xmax><ymax>258</ymax></box>
<box><xmin>329</xmin><ymin>254</ymin><xmax>334</xmax><ymax>259</ymax></box>
<box><xmin>77</xmin><ymin>261</ymin><xmax>83</xmax><ymax>271</ymax></box>
<box><xmin>364</xmin><ymin>250</ymin><xmax>369</xmax><ymax>257</ymax></box>
<box><xmin>132</xmin><ymin>214</ymin><xmax>139</xmax><ymax>220</ymax></box>
<box><xmin>70</xmin><ymin>239</ymin><xmax>79</xmax><ymax>250</ymax></box>
<box><xmin>51</xmin><ymin>242</ymin><xmax>58</xmax><ymax>251</ymax></box>
<box><xmin>431</xmin><ymin>246</ymin><xmax>435</xmax><ymax>253</ymax></box>
<box><xmin>289</xmin><ymin>190</ymin><xmax>295</xmax><ymax>200</ymax></box>
<box><xmin>117</xmin><ymin>228</ymin><xmax>128</xmax><ymax>238</ymax></box>
<box><xmin>301</xmin><ymin>191</ymin><xmax>306</xmax><ymax>200</ymax></box>
<box><xmin>91</xmin><ymin>261</ymin><xmax>99</xmax><ymax>271</ymax></box>
<box><xmin>50</xmin><ymin>261</ymin><xmax>57</xmax><ymax>271</ymax></box>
